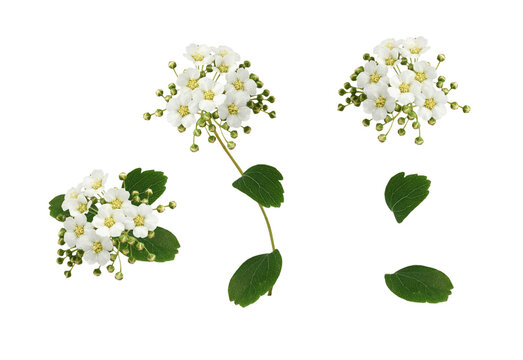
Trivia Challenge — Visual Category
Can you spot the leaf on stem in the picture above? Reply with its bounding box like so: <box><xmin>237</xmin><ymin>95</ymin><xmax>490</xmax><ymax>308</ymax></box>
<box><xmin>232</xmin><ymin>164</ymin><xmax>284</xmax><ymax>208</ymax></box>
<box><xmin>123</xmin><ymin>168</ymin><xmax>168</xmax><ymax>205</ymax></box>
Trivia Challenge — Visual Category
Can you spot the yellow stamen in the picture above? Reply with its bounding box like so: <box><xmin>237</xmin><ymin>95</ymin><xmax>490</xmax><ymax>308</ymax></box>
<box><xmin>192</xmin><ymin>53</ymin><xmax>204</xmax><ymax>62</ymax></box>
<box><xmin>77</xmin><ymin>203</ymin><xmax>87</xmax><ymax>213</ymax></box>
<box><xmin>369</xmin><ymin>73</ymin><xmax>381</xmax><ymax>83</ymax></box>
<box><xmin>111</xmin><ymin>199</ymin><xmax>122</xmax><ymax>209</ymax></box>
<box><xmin>134</xmin><ymin>215</ymin><xmax>145</xmax><ymax>227</ymax></box>
<box><xmin>178</xmin><ymin>105</ymin><xmax>190</xmax><ymax>117</ymax></box>
<box><xmin>92</xmin><ymin>179</ymin><xmax>102</xmax><ymax>190</ymax></box>
<box><xmin>92</xmin><ymin>241</ymin><xmax>103</xmax><ymax>254</ymax></box>
<box><xmin>399</xmin><ymin>83</ymin><xmax>410</xmax><ymax>93</ymax></box>
<box><xmin>415</xmin><ymin>72</ymin><xmax>427</xmax><ymax>82</ymax></box>
<box><xmin>218</xmin><ymin>64</ymin><xmax>229</xmax><ymax>73</ymax></box>
<box><xmin>410</xmin><ymin>46</ymin><xmax>421</xmax><ymax>54</ymax></box>
<box><xmin>187</xmin><ymin>79</ymin><xmax>199</xmax><ymax>90</ymax></box>
<box><xmin>375</xmin><ymin>97</ymin><xmax>386</xmax><ymax>108</ymax></box>
<box><xmin>74</xmin><ymin>225</ymin><xmax>84</xmax><ymax>237</ymax></box>
<box><xmin>228</xmin><ymin>104</ymin><xmax>239</xmax><ymax>115</ymax></box>
<box><xmin>104</xmin><ymin>217</ymin><xmax>115</xmax><ymax>228</ymax></box>
<box><xmin>233</xmin><ymin>79</ymin><xmax>244</xmax><ymax>91</ymax></box>
<box><xmin>203</xmin><ymin>90</ymin><xmax>215</xmax><ymax>100</ymax></box>
<box><xmin>424</xmin><ymin>98</ymin><xmax>436</xmax><ymax>110</ymax></box>
<box><xmin>385</xmin><ymin>57</ymin><xmax>396</xmax><ymax>66</ymax></box>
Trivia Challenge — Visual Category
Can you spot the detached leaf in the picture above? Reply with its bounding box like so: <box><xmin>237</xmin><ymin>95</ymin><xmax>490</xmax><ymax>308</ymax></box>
<box><xmin>385</xmin><ymin>172</ymin><xmax>431</xmax><ymax>223</ymax></box>
<box><xmin>123</xmin><ymin>168</ymin><xmax>167</xmax><ymax>205</ymax></box>
<box><xmin>232</xmin><ymin>165</ymin><xmax>284</xmax><ymax>208</ymax></box>
<box><xmin>49</xmin><ymin>194</ymin><xmax>69</xmax><ymax>221</ymax></box>
<box><xmin>127</xmin><ymin>227</ymin><xmax>180</xmax><ymax>262</ymax></box>
<box><xmin>229</xmin><ymin>250</ymin><xmax>282</xmax><ymax>307</ymax></box>
<box><xmin>385</xmin><ymin>265</ymin><xmax>453</xmax><ymax>303</ymax></box>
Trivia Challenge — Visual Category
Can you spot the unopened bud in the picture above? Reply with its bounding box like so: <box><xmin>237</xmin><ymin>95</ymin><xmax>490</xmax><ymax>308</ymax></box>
<box><xmin>412</xmin><ymin>121</ymin><xmax>420</xmax><ymax>129</ymax></box>
<box><xmin>143</xmin><ymin>112</ymin><xmax>152</xmax><ymax>120</ymax></box>
<box><xmin>147</xmin><ymin>253</ymin><xmax>156</xmax><ymax>262</ymax></box>
<box><xmin>376</xmin><ymin>123</ymin><xmax>384</xmax><ymax>131</ymax></box>
<box><xmin>178</xmin><ymin>125</ymin><xmax>186</xmax><ymax>133</ymax></box>
<box><xmin>437</xmin><ymin>54</ymin><xmax>446</xmax><ymax>62</ymax></box>
<box><xmin>428</xmin><ymin>118</ymin><xmax>436</xmax><ymax>125</ymax></box>
<box><xmin>378</xmin><ymin>134</ymin><xmax>387</xmax><ymax>143</ymax></box>
<box><xmin>398</xmin><ymin>128</ymin><xmax>406</xmax><ymax>136</ymax></box>
<box><xmin>119</xmin><ymin>172</ymin><xmax>127</xmax><ymax>180</ymax></box>
<box><xmin>169</xmin><ymin>201</ymin><xmax>177</xmax><ymax>209</ymax></box>
<box><xmin>190</xmin><ymin>144</ymin><xmax>199</xmax><ymax>152</ymax></box>
<box><xmin>208</xmin><ymin>136</ymin><xmax>216</xmax><ymax>143</ymax></box>
<box><xmin>168</xmin><ymin>61</ymin><xmax>177</xmax><ymax>69</ymax></box>
<box><xmin>107</xmin><ymin>265</ymin><xmax>115</xmax><ymax>273</ymax></box>
<box><xmin>463</xmin><ymin>105</ymin><xmax>471</xmax><ymax>113</ymax></box>
<box><xmin>156</xmin><ymin>205</ymin><xmax>165</xmax><ymax>213</ymax></box>
<box><xmin>156</xmin><ymin>89</ymin><xmax>164</xmax><ymax>97</ymax></box>
<box><xmin>155</xmin><ymin>109</ymin><xmax>163</xmax><ymax>117</ymax></box>
<box><xmin>227</xmin><ymin>141</ymin><xmax>236</xmax><ymax>150</ymax></box>
<box><xmin>450</xmin><ymin>82</ymin><xmax>458</xmax><ymax>89</ymax></box>
<box><xmin>93</xmin><ymin>268</ymin><xmax>102</xmax><ymax>276</ymax></box>
<box><xmin>64</xmin><ymin>270</ymin><xmax>72</xmax><ymax>278</ymax></box>
<box><xmin>136</xmin><ymin>242</ymin><xmax>145</xmax><ymax>251</ymax></box>
<box><xmin>362</xmin><ymin>119</ymin><xmax>371</xmax><ymax>127</ymax></box>
<box><xmin>115</xmin><ymin>272</ymin><xmax>124</xmax><ymax>280</ymax></box>
<box><xmin>415</xmin><ymin>136</ymin><xmax>424</xmax><ymax>145</ymax></box>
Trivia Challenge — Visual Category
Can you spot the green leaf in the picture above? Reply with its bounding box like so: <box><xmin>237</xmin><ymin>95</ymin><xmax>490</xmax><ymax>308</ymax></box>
<box><xmin>385</xmin><ymin>265</ymin><xmax>453</xmax><ymax>303</ymax></box>
<box><xmin>123</xmin><ymin>168</ymin><xmax>167</xmax><ymax>205</ymax></box>
<box><xmin>228</xmin><ymin>249</ymin><xmax>282</xmax><ymax>307</ymax></box>
<box><xmin>127</xmin><ymin>227</ymin><xmax>180</xmax><ymax>262</ymax></box>
<box><xmin>232</xmin><ymin>165</ymin><xmax>284</xmax><ymax>208</ymax></box>
<box><xmin>385</xmin><ymin>172</ymin><xmax>431</xmax><ymax>223</ymax></box>
<box><xmin>49</xmin><ymin>194</ymin><xmax>69</xmax><ymax>221</ymax></box>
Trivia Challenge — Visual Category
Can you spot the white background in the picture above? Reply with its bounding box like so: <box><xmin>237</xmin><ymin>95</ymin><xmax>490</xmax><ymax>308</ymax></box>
<box><xmin>1</xmin><ymin>0</ymin><xmax>521</xmax><ymax>359</ymax></box>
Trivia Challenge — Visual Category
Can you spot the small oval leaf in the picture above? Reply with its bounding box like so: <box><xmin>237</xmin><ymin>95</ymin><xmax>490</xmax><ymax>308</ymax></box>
<box><xmin>49</xmin><ymin>194</ymin><xmax>69</xmax><ymax>221</ymax></box>
<box><xmin>385</xmin><ymin>265</ymin><xmax>453</xmax><ymax>303</ymax></box>
<box><xmin>385</xmin><ymin>172</ymin><xmax>431</xmax><ymax>223</ymax></box>
<box><xmin>124</xmin><ymin>227</ymin><xmax>180</xmax><ymax>262</ymax></box>
<box><xmin>232</xmin><ymin>164</ymin><xmax>284</xmax><ymax>208</ymax></box>
<box><xmin>228</xmin><ymin>249</ymin><xmax>282</xmax><ymax>307</ymax></box>
<box><xmin>123</xmin><ymin>168</ymin><xmax>168</xmax><ymax>205</ymax></box>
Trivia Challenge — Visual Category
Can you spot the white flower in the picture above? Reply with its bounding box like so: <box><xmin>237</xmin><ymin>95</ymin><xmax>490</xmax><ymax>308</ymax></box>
<box><xmin>83</xmin><ymin>169</ymin><xmax>107</xmax><ymax>197</ymax></box>
<box><xmin>412</xmin><ymin>61</ymin><xmax>437</xmax><ymax>85</ymax></box>
<box><xmin>92</xmin><ymin>204</ymin><xmax>127</xmax><ymax>237</ymax></box>
<box><xmin>373</xmin><ymin>38</ymin><xmax>401</xmax><ymax>66</ymax></box>
<box><xmin>177</xmin><ymin>68</ymin><xmax>202</xmax><ymax>92</ymax></box>
<box><xmin>165</xmin><ymin>90</ymin><xmax>200</xmax><ymax>128</ymax></box>
<box><xmin>415</xmin><ymin>83</ymin><xmax>447</xmax><ymax>120</ymax></box>
<box><xmin>123</xmin><ymin>204</ymin><xmax>158</xmax><ymax>238</ymax></box>
<box><xmin>62</xmin><ymin>184</ymin><xmax>83</xmax><ymax>211</ymax></box>
<box><xmin>77</xmin><ymin>231</ymin><xmax>113</xmax><ymax>266</ymax></box>
<box><xmin>356</xmin><ymin>60</ymin><xmax>389</xmax><ymax>89</ymax></box>
<box><xmin>362</xmin><ymin>85</ymin><xmax>396</xmax><ymax>121</ymax></box>
<box><xmin>193</xmin><ymin>77</ymin><xmax>225</xmax><ymax>112</ymax></box>
<box><xmin>63</xmin><ymin>214</ymin><xmax>93</xmax><ymax>248</ymax></box>
<box><xmin>65</xmin><ymin>194</ymin><xmax>92</xmax><ymax>217</ymax></box>
<box><xmin>218</xmin><ymin>92</ymin><xmax>251</xmax><ymax>128</ymax></box>
<box><xmin>213</xmin><ymin>45</ymin><xmax>240</xmax><ymax>61</ymax></box>
<box><xmin>388</xmin><ymin>70</ymin><xmax>421</xmax><ymax>105</ymax></box>
<box><xmin>401</xmin><ymin>37</ymin><xmax>429</xmax><ymax>59</ymax></box>
<box><xmin>103</xmin><ymin>188</ymin><xmax>131</xmax><ymax>211</ymax></box>
<box><xmin>214</xmin><ymin>54</ymin><xmax>238</xmax><ymax>74</ymax></box>
<box><xmin>225</xmin><ymin>68</ymin><xmax>257</xmax><ymax>96</ymax></box>
<box><xmin>184</xmin><ymin>43</ymin><xmax>213</xmax><ymax>66</ymax></box>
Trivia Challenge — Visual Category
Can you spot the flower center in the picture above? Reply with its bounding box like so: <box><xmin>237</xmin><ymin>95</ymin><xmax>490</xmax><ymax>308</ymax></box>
<box><xmin>385</xmin><ymin>42</ymin><xmax>394</xmax><ymax>50</ymax></box>
<box><xmin>410</xmin><ymin>46</ymin><xmax>421</xmax><ymax>54</ymax></box>
<box><xmin>219</xmin><ymin>50</ymin><xmax>228</xmax><ymax>57</ymax></box>
<box><xmin>228</xmin><ymin>104</ymin><xmax>239</xmax><ymax>115</ymax></box>
<box><xmin>104</xmin><ymin>217</ymin><xmax>115</xmax><ymax>228</ymax></box>
<box><xmin>203</xmin><ymin>90</ymin><xmax>215</xmax><ymax>100</ymax></box>
<box><xmin>77</xmin><ymin>203</ymin><xmax>87</xmax><ymax>213</ymax></box>
<box><xmin>385</xmin><ymin>56</ymin><xmax>396</xmax><ymax>66</ymax></box>
<box><xmin>111</xmin><ymin>199</ymin><xmax>122</xmax><ymax>209</ymax></box>
<box><xmin>134</xmin><ymin>215</ymin><xmax>145</xmax><ymax>227</ymax></box>
<box><xmin>187</xmin><ymin>79</ymin><xmax>199</xmax><ymax>90</ymax></box>
<box><xmin>424</xmin><ymin>98</ymin><xmax>436</xmax><ymax>110</ymax></box>
<box><xmin>92</xmin><ymin>179</ymin><xmax>102</xmax><ymax>190</ymax></box>
<box><xmin>415</xmin><ymin>71</ymin><xmax>427</xmax><ymax>82</ymax></box>
<box><xmin>218</xmin><ymin>64</ymin><xmax>229</xmax><ymax>73</ymax></box>
<box><xmin>233</xmin><ymin>79</ymin><xmax>244</xmax><ymax>91</ymax></box>
<box><xmin>192</xmin><ymin>53</ymin><xmax>204</xmax><ymax>62</ymax></box>
<box><xmin>70</xmin><ymin>192</ymin><xmax>79</xmax><ymax>199</ymax></box>
<box><xmin>74</xmin><ymin>225</ymin><xmax>84</xmax><ymax>237</ymax></box>
<box><xmin>375</xmin><ymin>96</ymin><xmax>386</xmax><ymax>108</ymax></box>
<box><xmin>399</xmin><ymin>82</ymin><xmax>410</xmax><ymax>93</ymax></box>
<box><xmin>178</xmin><ymin>105</ymin><xmax>190</xmax><ymax>117</ymax></box>
<box><xmin>92</xmin><ymin>241</ymin><xmax>103</xmax><ymax>254</ymax></box>
<box><xmin>369</xmin><ymin>73</ymin><xmax>381</xmax><ymax>83</ymax></box>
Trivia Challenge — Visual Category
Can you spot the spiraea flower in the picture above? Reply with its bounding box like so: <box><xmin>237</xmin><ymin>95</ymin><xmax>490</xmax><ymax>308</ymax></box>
<box><xmin>338</xmin><ymin>37</ymin><xmax>470</xmax><ymax>144</ymax></box>
<box><xmin>51</xmin><ymin>169</ymin><xmax>178</xmax><ymax>280</ymax></box>
<box><xmin>144</xmin><ymin>44</ymin><xmax>276</xmax><ymax>152</ymax></box>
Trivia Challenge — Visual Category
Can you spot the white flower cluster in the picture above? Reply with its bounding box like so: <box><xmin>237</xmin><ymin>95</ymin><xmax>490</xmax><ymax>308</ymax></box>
<box><xmin>145</xmin><ymin>44</ymin><xmax>276</xmax><ymax>152</ymax></box>
<box><xmin>61</xmin><ymin>170</ymin><xmax>158</xmax><ymax>267</ymax></box>
<box><xmin>338</xmin><ymin>37</ymin><xmax>470</xmax><ymax>144</ymax></box>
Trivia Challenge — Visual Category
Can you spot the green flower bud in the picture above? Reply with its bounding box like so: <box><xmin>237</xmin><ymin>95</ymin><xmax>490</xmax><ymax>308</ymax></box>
<box><xmin>119</xmin><ymin>172</ymin><xmax>127</xmax><ymax>181</ymax></box>
<box><xmin>350</xmin><ymin>73</ymin><xmax>358</xmax><ymax>81</ymax></box>
<box><xmin>64</xmin><ymin>270</ymin><xmax>72</xmax><ymax>278</ymax></box>
<box><xmin>463</xmin><ymin>105</ymin><xmax>471</xmax><ymax>113</ymax></box>
<box><xmin>56</xmin><ymin>257</ymin><xmax>64</xmax><ymax>264</ymax></box>
<box><xmin>190</xmin><ymin>144</ymin><xmax>199</xmax><ymax>152</ymax></box>
<box><xmin>230</xmin><ymin>130</ymin><xmax>238</xmax><ymax>139</ymax></box>
<box><xmin>141</xmin><ymin>198</ymin><xmax>149</xmax><ymax>205</ymax></box>
<box><xmin>110</xmin><ymin>253</ymin><xmax>117</xmax><ymax>261</ymax></box>
<box><xmin>147</xmin><ymin>253</ymin><xmax>156</xmax><ymax>262</ymax></box>
<box><xmin>355</xmin><ymin>66</ymin><xmax>364</xmax><ymax>74</ymax></box>
<box><xmin>362</xmin><ymin>119</ymin><xmax>371</xmax><ymax>127</ymax></box>
<box><xmin>363</xmin><ymin>53</ymin><xmax>371</xmax><ymax>60</ymax></box>
<box><xmin>243</xmin><ymin>126</ymin><xmax>251</xmax><ymax>134</ymax></box>
<box><xmin>397</xmin><ymin>117</ymin><xmax>405</xmax><ymax>125</ymax></box>
<box><xmin>157</xmin><ymin>205</ymin><xmax>165</xmax><ymax>213</ymax></box>
<box><xmin>338</xmin><ymin>89</ymin><xmax>347</xmax><ymax>96</ymax></box>
<box><xmin>395</xmin><ymin>103</ymin><xmax>401</xmax><ymax>112</ymax></box>
<box><xmin>407</xmin><ymin>111</ymin><xmax>416</xmax><ymax>120</ymax></box>
<box><xmin>412</xmin><ymin>121</ymin><xmax>420</xmax><ymax>129</ymax></box>
<box><xmin>344</xmin><ymin>82</ymin><xmax>351</xmax><ymax>90</ymax></box>
<box><xmin>206</xmin><ymin>64</ymin><xmax>213</xmax><ymax>72</ymax></box>
<box><xmin>437</xmin><ymin>54</ymin><xmax>446</xmax><ymax>62</ymax></box>
<box><xmin>136</xmin><ymin>242</ymin><xmax>145</xmax><ymax>251</ymax></box>
<box><xmin>93</xmin><ymin>268</ymin><xmax>102</xmax><ymax>276</ymax></box>
<box><xmin>178</xmin><ymin>125</ymin><xmax>186</xmax><ymax>133</ymax></box>
<box><xmin>428</xmin><ymin>118</ymin><xmax>436</xmax><ymax>125</ymax></box>
<box><xmin>169</xmin><ymin>201</ymin><xmax>177</xmax><ymax>209</ymax></box>
<box><xmin>193</xmin><ymin>128</ymin><xmax>202</xmax><ymax>137</ymax></box>
<box><xmin>222</xmin><ymin>123</ymin><xmax>230</xmax><ymax>131</ymax></box>
<box><xmin>442</xmin><ymin>88</ymin><xmax>449</xmax><ymax>95</ymax></box>
<box><xmin>244</xmin><ymin>60</ymin><xmax>251</xmax><ymax>67</ymax></box>
<box><xmin>407</xmin><ymin>63</ymin><xmax>414</xmax><ymax>71</ymax></box>
<box><xmin>156</xmin><ymin>89</ymin><xmax>164</xmax><ymax>97</ymax></box>
<box><xmin>436</xmin><ymin>81</ymin><xmax>444</xmax><ymax>88</ymax></box>
<box><xmin>415</xmin><ymin>136</ymin><xmax>424</xmax><ymax>145</ymax></box>
<box><xmin>145</xmin><ymin>188</ymin><xmax>153</xmax><ymax>196</ymax></box>
<box><xmin>57</xmin><ymin>249</ymin><xmax>65</xmax><ymax>256</ymax></box>
<box><xmin>128</xmin><ymin>257</ymin><xmax>136</xmax><ymax>264</ymax></box>
<box><xmin>115</xmin><ymin>272</ymin><xmax>124</xmax><ymax>280</ymax></box>
<box><xmin>438</xmin><ymin>76</ymin><xmax>446</xmax><ymax>82</ymax></box>
<box><xmin>359</xmin><ymin>93</ymin><xmax>367</xmax><ymax>101</ymax></box>
<box><xmin>227</xmin><ymin>141</ymin><xmax>236</xmax><ymax>150</ymax></box>
<box><xmin>127</xmin><ymin>236</ymin><xmax>136</xmax><ymax>245</ymax></box>
<box><xmin>256</xmin><ymin>81</ymin><xmax>264</xmax><ymax>88</ymax></box>
<box><xmin>402</xmin><ymin>105</ymin><xmax>411</xmax><ymax>114</ymax></box>
<box><xmin>208</xmin><ymin>124</ymin><xmax>216</xmax><ymax>132</ymax></box>
<box><xmin>384</xmin><ymin>115</ymin><xmax>392</xmax><ymax>123</ymax></box>
<box><xmin>208</xmin><ymin>135</ymin><xmax>216</xmax><ymax>143</ymax></box>
<box><xmin>155</xmin><ymin>109</ymin><xmax>163</xmax><ymax>117</ymax></box>
<box><xmin>378</xmin><ymin>134</ymin><xmax>387</xmax><ymax>143</ymax></box>
<box><xmin>168</xmin><ymin>83</ymin><xmax>176</xmax><ymax>90</ymax></box>
<box><xmin>269</xmin><ymin>111</ymin><xmax>276</xmax><ymax>119</ymax></box>
<box><xmin>450</xmin><ymin>82</ymin><xmax>458</xmax><ymax>89</ymax></box>
<box><xmin>376</xmin><ymin>123</ymin><xmax>384</xmax><ymax>131</ymax></box>
<box><xmin>147</xmin><ymin>231</ymin><xmax>155</xmax><ymax>239</ymax></box>
<box><xmin>450</xmin><ymin>102</ymin><xmax>459</xmax><ymax>110</ymax></box>
<box><xmin>121</xmin><ymin>247</ymin><xmax>129</xmax><ymax>256</ymax></box>
<box><xmin>337</xmin><ymin>104</ymin><xmax>345</xmax><ymax>111</ymax></box>
<box><xmin>267</xmin><ymin>96</ymin><xmax>275</xmax><ymax>103</ymax></box>
<box><xmin>345</xmin><ymin>97</ymin><xmax>351</xmax><ymax>104</ymax></box>
<box><xmin>58</xmin><ymin>238</ymin><xmax>65</xmax><ymax>246</ymax></box>
<box><xmin>170</xmin><ymin>88</ymin><xmax>177</xmax><ymax>96</ymax></box>
<box><xmin>400</xmin><ymin>57</ymin><xmax>408</xmax><ymax>65</ymax></box>
<box><xmin>66</xmin><ymin>261</ymin><xmax>73</xmax><ymax>267</ymax></box>
<box><xmin>168</xmin><ymin>61</ymin><xmax>177</xmax><ymax>69</ymax></box>
<box><xmin>143</xmin><ymin>112</ymin><xmax>151</xmax><ymax>120</ymax></box>
<box><xmin>398</xmin><ymin>128</ymin><xmax>406</xmax><ymax>136</ymax></box>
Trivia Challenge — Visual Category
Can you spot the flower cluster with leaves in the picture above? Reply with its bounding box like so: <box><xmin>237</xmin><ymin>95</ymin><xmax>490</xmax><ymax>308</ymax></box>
<box><xmin>50</xmin><ymin>169</ymin><xmax>180</xmax><ymax>280</ymax></box>
<box><xmin>144</xmin><ymin>44</ymin><xmax>276</xmax><ymax>152</ymax></box>
<box><xmin>338</xmin><ymin>37</ymin><xmax>470</xmax><ymax>144</ymax></box>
